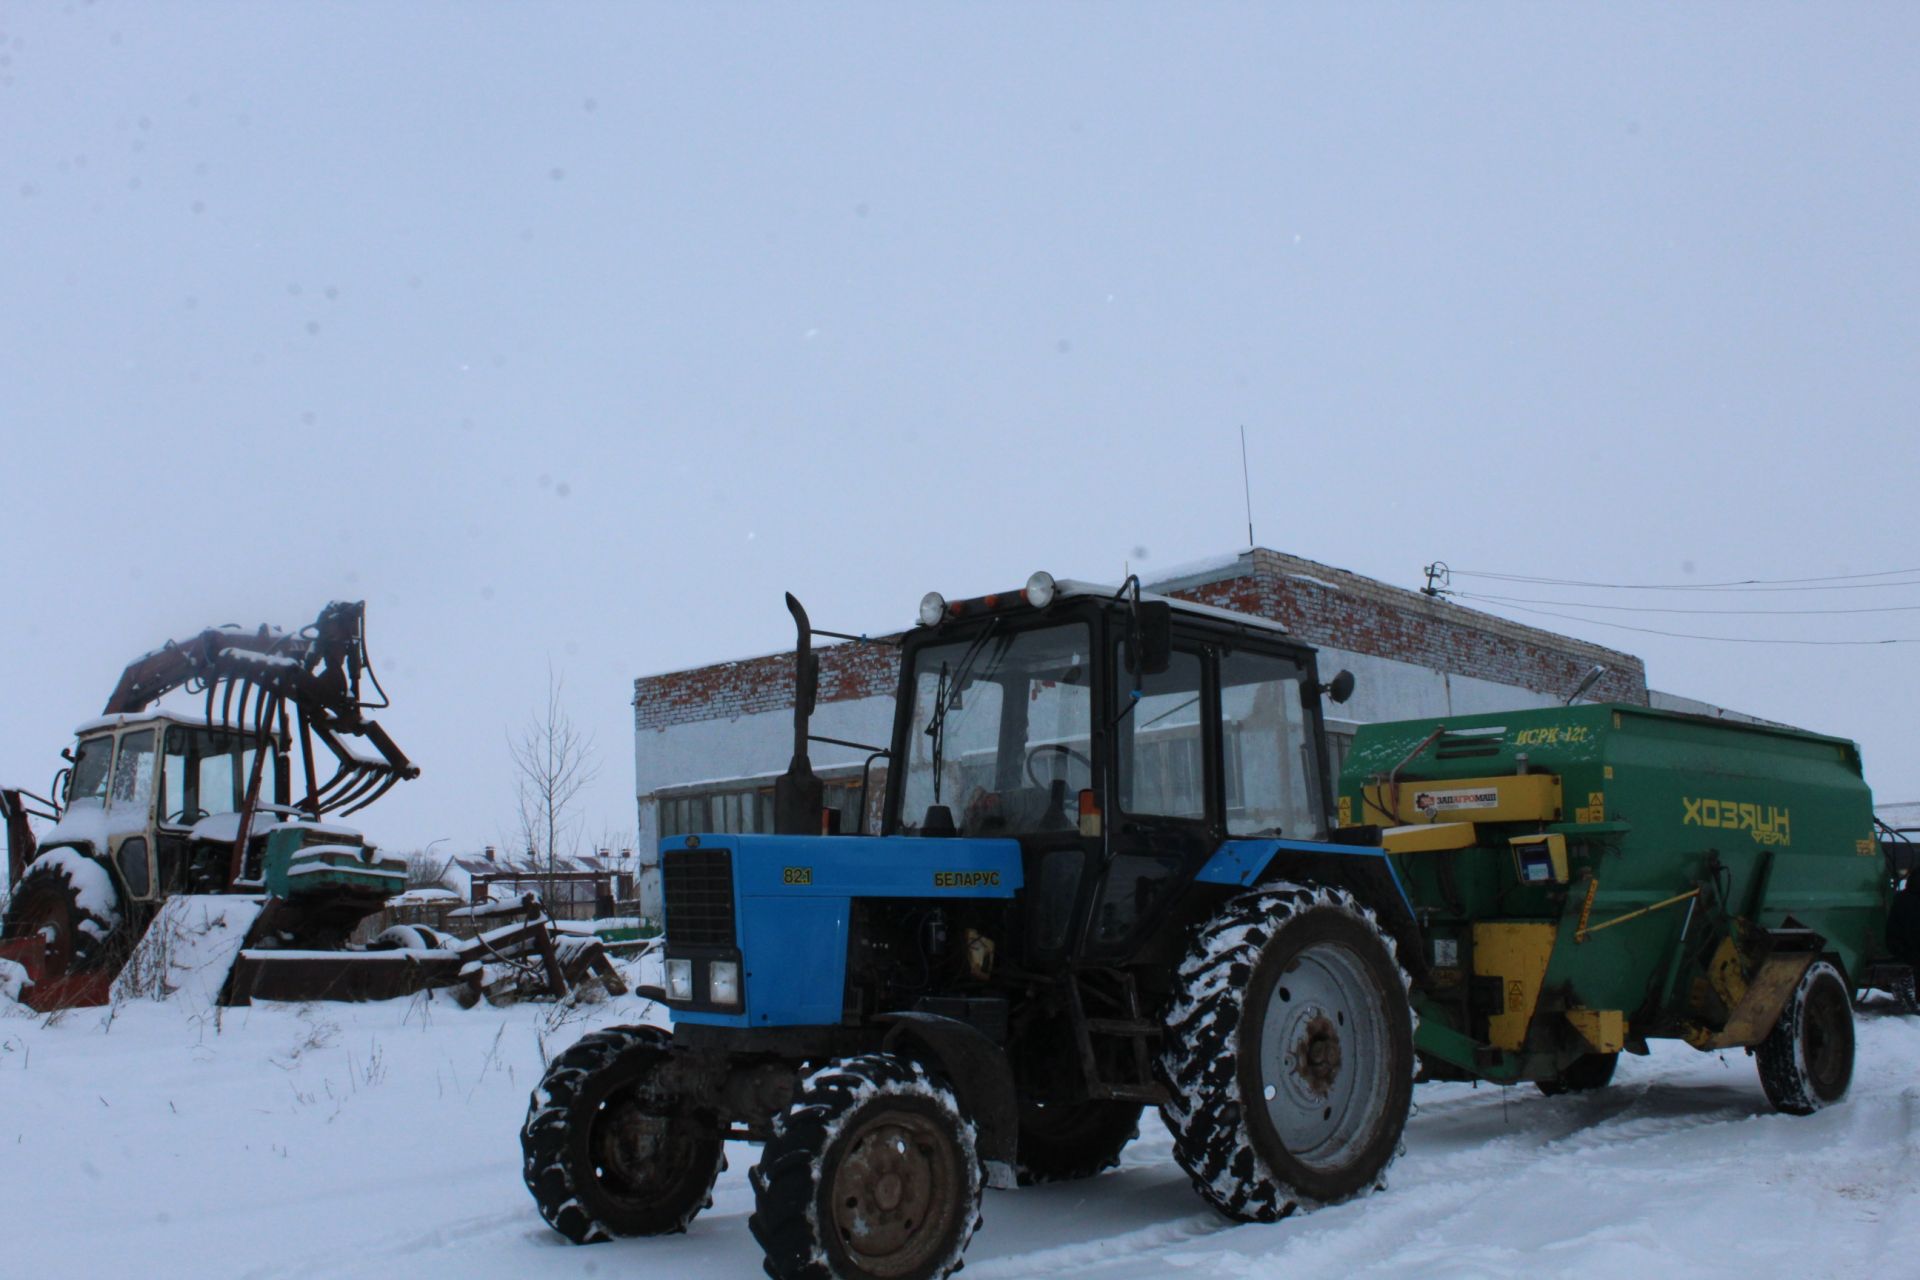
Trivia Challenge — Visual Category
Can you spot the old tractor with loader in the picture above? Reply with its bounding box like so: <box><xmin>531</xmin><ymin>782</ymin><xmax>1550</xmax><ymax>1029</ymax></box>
<box><xmin>521</xmin><ymin>576</ymin><xmax>1910</xmax><ymax>1280</ymax></box>
<box><xmin>0</xmin><ymin>602</ymin><xmax>621</xmax><ymax>1009</ymax></box>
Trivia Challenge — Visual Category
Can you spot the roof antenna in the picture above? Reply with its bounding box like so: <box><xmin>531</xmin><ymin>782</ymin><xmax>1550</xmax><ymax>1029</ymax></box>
<box><xmin>1239</xmin><ymin>425</ymin><xmax>1255</xmax><ymax>549</ymax></box>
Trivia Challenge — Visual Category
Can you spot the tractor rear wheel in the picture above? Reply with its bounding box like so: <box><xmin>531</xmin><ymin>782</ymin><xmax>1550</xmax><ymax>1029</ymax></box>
<box><xmin>521</xmin><ymin>1024</ymin><xmax>725</xmax><ymax>1243</ymax></box>
<box><xmin>1159</xmin><ymin>882</ymin><xmax>1414</xmax><ymax>1222</ymax></box>
<box><xmin>1013</xmin><ymin>1098</ymin><xmax>1142</xmax><ymax>1185</ymax></box>
<box><xmin>1536</xmin><ymin>1052</ymin><xmax>1618</xmax><ymax>1097</ymax></box>
<box><xmin>0</xmin><ymin>852</ymin><xmax>125</xmax><ymax>980</ymax></box>
<box><xmin>750</xmin><ymin>1052</ymin><xmax>983</xmax><ymax>1280</ymax></box>
<box><xmin>1757</xmin><ymin>959</ymin><xmax>1855</xmax><ymax>1115</ymax></box>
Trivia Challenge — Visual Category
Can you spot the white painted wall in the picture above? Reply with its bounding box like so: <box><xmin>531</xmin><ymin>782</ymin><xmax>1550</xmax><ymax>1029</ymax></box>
<box><xmin>633</xmin><ymin>694</ymin><xmax>893</xmax><ymax>917</ymax></box>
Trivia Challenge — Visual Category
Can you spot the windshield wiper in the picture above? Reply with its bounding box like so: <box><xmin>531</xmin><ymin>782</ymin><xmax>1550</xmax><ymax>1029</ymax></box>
<box><xmin>923</xmin><ymin>620</ymin><xmax>1000</xmax><ymax>804</ymax></box>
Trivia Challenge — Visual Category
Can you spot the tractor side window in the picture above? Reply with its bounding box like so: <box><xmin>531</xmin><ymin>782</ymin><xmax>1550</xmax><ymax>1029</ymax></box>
<box><xmin>1220</xmin><ymin>652</ymin><xmax>1321</xmax><ymax>839</ymax></box>
<box><xmin>1115</xmin><ymin>650</ymin><xmax>1207</xmax><ymax>821</ymax></box>
<box><xmin>109</xmin><ymin>730</ymin><xmax>157</xmax><ymax>813</ymax></box>
<box><xmin>68</xmin><ymin>736</ymin><xmax>114</xmax><ymax>806</ymax></box>
<box><xmin>162</xmin><ymin>731</ymin><xmax>189</xmax><ymax>821</ymax></box>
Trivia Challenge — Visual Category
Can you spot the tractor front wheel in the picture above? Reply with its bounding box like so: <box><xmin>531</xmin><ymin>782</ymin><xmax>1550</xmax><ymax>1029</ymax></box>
<box><xmin>1159</xmin><ymin>882</ymin><xmax>1415</xmax><ymax>1222</ymax></box>
<box><xmin>521</xmin><ymin>1024</ymin><xmax>726</xmax><ymax>1243</ymax></box>
<box><xmin>1757</xmin><ymin>959</ymin><xmax>1855</xmax><ymax>1115</ymax></box>
<box><xmin>0</xmin><ymin>852</ymin><xmax>125</xmax><ymax>981</ymax></box>
<box><xmin>750</xmin><ymin>1053</ymin><xmax>983</xmax><ymax>1280</ymax></box>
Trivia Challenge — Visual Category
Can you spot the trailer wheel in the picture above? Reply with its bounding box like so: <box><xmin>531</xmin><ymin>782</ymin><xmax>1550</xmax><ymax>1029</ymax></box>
<box><xmin>1013</xmin><ymin>1098</ymin><xmax>1142</xmax><ymax>1185</ymax></box>
<box><xmin>1757</xmin><ymin>959</ymin><xmax>1854</xmax><ymax>1115</ymax></box>
<box><xmin>521</xmin><ymin>1024</ymin><xmax>725</xmax><ymax>1243</ymax></box>
<box><xmin>1</xmin><ymin>852</ymin><xmax>125</xmax><ymax>979</ymax></box>
<box><xmin>1536</xmin><ymin>1052</ymin><xmax>1618</xmax><ymax>1097</ymax></box>
<box><xmin>750</xmin><ymin>1052</ymin><xmax>983</xmax><ymax>1280</ymax></box>
<box><xmin>1159</xmin><ymin>881</ymin><xmax>1414</xmax><ymax>1221</ymax></box>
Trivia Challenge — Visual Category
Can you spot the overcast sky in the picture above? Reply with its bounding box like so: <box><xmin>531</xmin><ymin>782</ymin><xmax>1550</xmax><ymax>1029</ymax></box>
<box><xmin>4</xmin><ymin>3</ymin><xmax>1917</xmax><ymax>854</ymax></box>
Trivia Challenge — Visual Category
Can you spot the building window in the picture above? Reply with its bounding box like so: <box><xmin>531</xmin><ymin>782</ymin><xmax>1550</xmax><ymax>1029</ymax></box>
<box><xmin>658</xmin><ymin>776</ymin><xmax>872</xmax><ymax>838</ymax></box>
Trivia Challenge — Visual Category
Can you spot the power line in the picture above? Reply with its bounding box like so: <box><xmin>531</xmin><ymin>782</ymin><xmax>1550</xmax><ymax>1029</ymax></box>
<box><xmin>1444</xmin><ymin>566</ymin><xmax>1920</xmax><ymax>593</ymax></box>
<box><xmin>1450</xmin><ymin>590</ymin><xmax>1920</xmax><ymax>618</ymax></box>
<box><xmin>1453</xmin><ymin>595</ymin><xmax>1919</xmax><ymax>646</ymax></box>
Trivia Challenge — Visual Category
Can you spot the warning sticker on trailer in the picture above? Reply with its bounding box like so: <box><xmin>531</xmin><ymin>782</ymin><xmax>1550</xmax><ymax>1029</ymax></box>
<box><xmin>1412</xmin><ymin>787</ymin><xmax>1500</xmax><ymax>815</ymax></box>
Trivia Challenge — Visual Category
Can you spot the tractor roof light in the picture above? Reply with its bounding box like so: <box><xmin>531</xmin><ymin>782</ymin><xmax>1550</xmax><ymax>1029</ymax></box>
<box><xmin>1024</xmin><ymin>571</ymin><xmax>1056</xmax><ymax>608</ymax></box>
<box><xmin>919</xmin><ymin>592</ymin><xmax>947</xmax><ymax>627</ymax></box>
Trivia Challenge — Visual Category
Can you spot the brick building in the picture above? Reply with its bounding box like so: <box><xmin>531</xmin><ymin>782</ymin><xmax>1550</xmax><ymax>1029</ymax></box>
<box><xmin>631</xmin><ymin>547</ymin><xmax>1736</xmax><ymax>920</ymax></box>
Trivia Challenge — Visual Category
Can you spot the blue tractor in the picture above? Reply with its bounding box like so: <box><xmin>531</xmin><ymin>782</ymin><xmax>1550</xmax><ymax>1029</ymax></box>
<box><xmin>521</xmin><ymin>573</ymin><xmax>1418</xmax><ymax>1279</ymax></box>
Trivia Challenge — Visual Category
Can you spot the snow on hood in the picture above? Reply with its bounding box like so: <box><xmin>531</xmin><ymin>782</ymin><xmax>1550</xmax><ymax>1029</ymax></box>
<box><xmin>37</xmin><ymin>800</ymin><xmax>146</xmax><ymax>853</ymax></box>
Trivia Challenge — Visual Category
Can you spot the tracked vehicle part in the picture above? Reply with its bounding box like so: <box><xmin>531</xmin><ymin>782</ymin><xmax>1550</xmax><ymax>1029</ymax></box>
<box><xmin>750</xmin><ymin>1053</ymin><xmax>983</xmax><ymax>1280</ymax></box>
<box><xmin>104</xmin><ymin>600</ymin><xmax>417</xmax><ymax>817</ymax></box>
<box><xmin>1757</xmin><ymin>959</ymin><xmax>1854</xmax><ymax>1115</ymax></box>
<box><xmin>522</xmin><ymin>1025</ymin><xmax>726</xmax><ymax>1243</ymax></box>
<box><xmin>1160</xmin><ymin>882</ymin><xmax>1414</xmax><ymax>1221</ymax></box>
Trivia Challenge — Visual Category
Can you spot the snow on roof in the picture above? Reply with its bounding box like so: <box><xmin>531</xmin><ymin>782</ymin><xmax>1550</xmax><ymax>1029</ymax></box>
<box><xmin>1877</xmin><ymin>801</ymin><xmax>1920</xmax><ymax>829</ymax></box>
<box><xmin>387</xmin><ymin>887</ymin><xmax>462</xmax><ymax>906</ymax></box>
<box><xmin>1136</xmin><ymin>548</ymin><xmax>1257</xmax><ymax>587</ymax></box>
<box><xmin>73</xmin><ymin>709</ymin><xmax>219</xmax><ymax>736</ymax></box>
<box><xmin>1051</xmin><ymin>578</ymin><xmax>1289</xmax><ymax>634</ymax></box>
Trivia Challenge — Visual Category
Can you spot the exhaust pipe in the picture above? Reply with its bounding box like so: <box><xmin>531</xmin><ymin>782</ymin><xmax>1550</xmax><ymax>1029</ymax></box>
<box><xmin>773</xmin><ymin>593</ymin><xmax>826</xmax><ymax>836</ymax></box>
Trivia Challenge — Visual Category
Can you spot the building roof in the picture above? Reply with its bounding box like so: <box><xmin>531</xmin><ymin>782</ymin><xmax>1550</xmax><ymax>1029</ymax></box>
<box><xmin>633</xmin><ymin>545</ymin><xmax>1652</xmax><ymax>734</ymax></box>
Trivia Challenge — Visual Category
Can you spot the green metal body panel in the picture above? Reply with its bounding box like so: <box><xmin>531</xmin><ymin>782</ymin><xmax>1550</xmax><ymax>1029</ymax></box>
<box><xmin>262</xmin><ymin>827</ymin><xmax>406</xmax><ymax>900</ymax></box>
<box><xmin>1339</xmin><ymin>703</ymin><xmax>1887</xmax><ymax>1084</ymax></box>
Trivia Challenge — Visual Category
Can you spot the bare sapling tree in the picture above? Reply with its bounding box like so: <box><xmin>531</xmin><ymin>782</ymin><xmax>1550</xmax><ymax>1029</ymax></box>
<box><xmin>405</xmin><ymin>849</ymin><xmax>458</xmax><ymax>893</ymax></box>
<box><xmin>510</xmin><ymin>668</ymin><xmax>600</xmax><ymax>918</ymax></box>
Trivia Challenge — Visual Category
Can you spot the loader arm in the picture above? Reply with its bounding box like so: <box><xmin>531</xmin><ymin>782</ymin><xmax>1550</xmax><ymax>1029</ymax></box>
<box><xmin>101</xmin><ymin>601</ymin><xmax>419</xmax><ymax>817</ymax></box>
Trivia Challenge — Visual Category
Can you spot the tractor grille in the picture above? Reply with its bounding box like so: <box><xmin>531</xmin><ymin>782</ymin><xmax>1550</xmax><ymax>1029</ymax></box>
<box><xmin>663</xmin><ymin>848</ymin><xmax>736</xmax><ymax>948</ymax></box>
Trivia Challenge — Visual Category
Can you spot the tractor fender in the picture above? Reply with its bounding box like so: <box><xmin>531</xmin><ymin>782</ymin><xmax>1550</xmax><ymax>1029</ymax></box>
<box><xmin>875</xmin><ymin>1011</ymin><xmax>1018</xmax><ymax>1186</ymax></box>
<box><xmin>1197</xmin><ymin>835</ymin><xmax>1429</xmax><ymax>982</ymax></box>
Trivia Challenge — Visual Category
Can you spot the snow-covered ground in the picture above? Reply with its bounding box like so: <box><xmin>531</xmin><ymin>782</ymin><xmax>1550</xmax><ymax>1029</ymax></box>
<box><xmin>3</xmin><ymin>985</ymin><xmax>1917</xmax><ymax>1279</ymax></box>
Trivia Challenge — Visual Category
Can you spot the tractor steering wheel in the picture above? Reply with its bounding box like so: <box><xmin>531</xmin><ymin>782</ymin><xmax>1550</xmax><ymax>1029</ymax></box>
<box><xmin>166</xmin><ymin>806</ymin><xmax>210</xmax><ymax>826</ymax></box>
<box><xmin>1025</xmin><ymin>743</ymin><xmax>1093</xmax><ymax>790</ymax></box>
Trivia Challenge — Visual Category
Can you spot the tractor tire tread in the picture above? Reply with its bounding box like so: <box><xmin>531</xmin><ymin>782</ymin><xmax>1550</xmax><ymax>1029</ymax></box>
<box><xmin>1157</xmin><ymin>881</ymin><xmax>1414</xmax><ymax>1223</ymax></box>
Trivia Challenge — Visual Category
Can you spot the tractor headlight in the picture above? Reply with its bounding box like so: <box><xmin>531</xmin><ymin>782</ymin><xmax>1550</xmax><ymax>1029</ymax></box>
<box><xmin>1024</xmin><ymin>571</ymin><xmax>1056</xmax><ymax>607</ymax></box>
<box><xmin>665</xmin><ymin>958</ymin><xmax>694</xmax><ymax>1001</ymax></box>
<box><xmin>919</xmin><ymin>591</ymin><xmax>947</xmax><ymax>627</ymax></box>
<box><xmin>709</xmin><ymin>959</ymin><xmax>741</xmax><ymax>1007</ymax></box>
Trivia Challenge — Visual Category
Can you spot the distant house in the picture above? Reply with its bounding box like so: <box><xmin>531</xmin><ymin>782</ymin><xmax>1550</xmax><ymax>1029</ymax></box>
<box><xmin>440</xmin><ymin>845</ymin><xmax>637</xmax><ymax>921</ymax></box>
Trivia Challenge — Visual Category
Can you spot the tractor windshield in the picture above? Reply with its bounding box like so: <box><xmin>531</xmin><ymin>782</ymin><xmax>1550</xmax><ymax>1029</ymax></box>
<box><xmin>899</xmin><ymin>622</ymin><xmax>1094</xmax><ymax>836</ymax></box>
<box><xmin>161</xmin><ymin>726</ymin><xmax>262</xmax><ymax>825</ymax></box>
<box><xmin>67</xmin><ymin>735</ymin><xmax>114</xmax><ymax>807</ymax></box>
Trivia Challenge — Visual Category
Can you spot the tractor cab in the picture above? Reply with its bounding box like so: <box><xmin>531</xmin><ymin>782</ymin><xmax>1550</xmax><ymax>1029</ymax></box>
<box><xmin>35</xmin><ymin>712</ymin><xmax>292</xmax><ymax>904</ymax></box>
<box><xmin>883</xmin><ymin>573</ymin><xmax>1347</xmax><ymax>967</ymax></box>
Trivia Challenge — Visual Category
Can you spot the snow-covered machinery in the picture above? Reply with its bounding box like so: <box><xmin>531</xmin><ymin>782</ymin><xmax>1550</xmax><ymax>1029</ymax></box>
<box><xmin>0</xmin><ymin>602</ymin><xmax>623</xmax><ymax>1010</ymax></box>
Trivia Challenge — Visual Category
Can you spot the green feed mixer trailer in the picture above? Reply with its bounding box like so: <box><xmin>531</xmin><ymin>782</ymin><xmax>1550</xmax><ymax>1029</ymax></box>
<box><xmin>1340</xmin><ymin>703</ymin><xmax>1914</xmax><ymax>1108</ymax></box>
<box><xmin>519</xmin><ymin>580</ymin><xmax>1913</xmax><ymax>1280</ymax></box>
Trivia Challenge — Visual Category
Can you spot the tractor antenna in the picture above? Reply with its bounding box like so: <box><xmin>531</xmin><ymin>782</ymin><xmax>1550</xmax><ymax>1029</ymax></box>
<box><xmin>1239</xmin><ymin>425</ymin><xmax>1255</xmax><ymax>549</ymax></box>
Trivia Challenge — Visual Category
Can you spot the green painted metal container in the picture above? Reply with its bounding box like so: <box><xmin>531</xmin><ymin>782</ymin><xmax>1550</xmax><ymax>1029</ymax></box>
<box><xmin>1338</xmin><ymin>703</ymin><xmax>1889</xmax><ymax>1085</ymax></box>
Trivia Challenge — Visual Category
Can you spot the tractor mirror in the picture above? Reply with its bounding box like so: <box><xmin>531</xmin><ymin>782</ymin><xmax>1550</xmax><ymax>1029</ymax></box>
<box><xmin>1129</xmin><ymin>601</ymin><xmax>1173</xmax><ymax>676</ymax></box>
<box><xmin>1328</xmin><ymin>670</ymin><xmax>1356</xmax><ymax>704</ymax></box>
